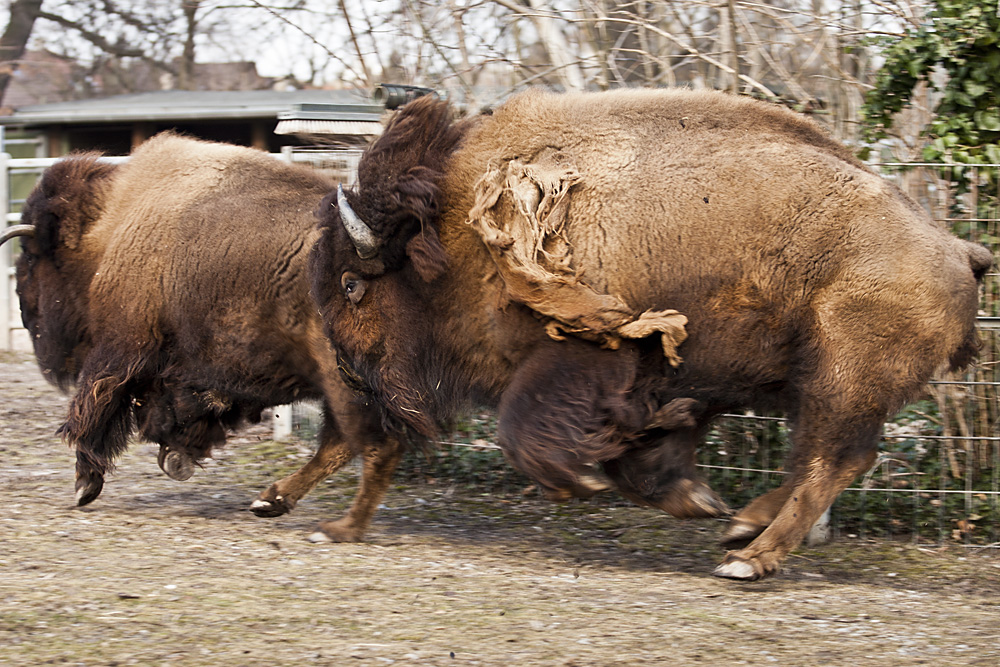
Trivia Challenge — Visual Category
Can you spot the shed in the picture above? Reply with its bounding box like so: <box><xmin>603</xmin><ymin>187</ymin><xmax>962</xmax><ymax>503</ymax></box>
<box><xmin>0</xmin><ymin>88</ymin><xmax>386</xmax><ymax>156</ymax></box>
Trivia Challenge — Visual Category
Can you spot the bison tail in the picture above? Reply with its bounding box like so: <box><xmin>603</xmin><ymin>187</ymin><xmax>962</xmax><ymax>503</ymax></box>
<box><xmin>967</xmin><ymin>242</ymin><xmax>995</xmax><ymax>282</ymax></box>
<box><xmin>948</xmin><ymin>242</ymin><xmax>996</xmax><ymax>373</ymax></box>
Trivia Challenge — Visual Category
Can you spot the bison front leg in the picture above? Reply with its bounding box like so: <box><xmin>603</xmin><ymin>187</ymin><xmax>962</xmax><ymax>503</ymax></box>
<box><xmin>250</xmin><ymin>403</ymin><xmax>352</xmax><ymax>517</ymax></box>
<box><xmin>249</xmin><ymin>434</ymin><xmax>355</xmax><ymax>518</ymax></box>
<box><xmin>496</xmin><ymin>342</ymin><xmax>639</xmax><ymax>501</ymax></box>
<box><xmin>250</xmin><ymin>398</ymin><xmax>405</xmax><ymax>544</ymax></box>
<box><xmin>63</xmin><ymin>351</ymin><xmax>140</xmax><ymax>506</ymax></box>
<box><xmin>603</xmin><ymin>400</ymin><xmax>729</xmax><ymax>519</ymax></box>
<box><xmin>308</xmin><ymin>438</ymin><xmax>405</xmax><ymax>543</ymax></box>
<box><xmin>713</xmin><ymin>409</ymin><xmax>881</xmax><ymax>581</ymax></box>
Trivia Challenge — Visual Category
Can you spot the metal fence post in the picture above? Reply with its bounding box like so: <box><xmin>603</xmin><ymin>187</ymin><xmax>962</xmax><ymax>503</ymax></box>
<box><xmin>806</xmin><ymin>508</ymin><xmax>831</xmax><ymax>546</ymax></box>
<box><xmin>1</xmin><ymin>152</ymin><xmax>10</xmax><ymax>350</ymax></box>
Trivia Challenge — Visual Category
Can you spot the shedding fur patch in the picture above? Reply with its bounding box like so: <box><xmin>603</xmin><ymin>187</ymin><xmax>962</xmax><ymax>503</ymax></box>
<box><xmin>466</xmin><ymin>148</ymin><xmax>688</xmax><ymax>366</ymax></box>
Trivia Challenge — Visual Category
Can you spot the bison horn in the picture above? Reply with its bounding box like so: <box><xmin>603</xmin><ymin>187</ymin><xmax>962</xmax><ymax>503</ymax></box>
<box><xmin>337</xmin><ymin>184</ymin><xmax>379</xmax><ymax>260</ymax></box>
<box><xmin>0</xmin><ymin>224</ymin><xmax>34</xmax><ymax>246</ymax></box>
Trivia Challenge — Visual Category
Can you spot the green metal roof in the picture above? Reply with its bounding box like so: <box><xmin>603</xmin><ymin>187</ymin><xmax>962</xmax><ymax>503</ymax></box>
<box><xmin>0</xmin><ymin>89</ymin><xmax>384</xmax><ymax>127</ymax></box>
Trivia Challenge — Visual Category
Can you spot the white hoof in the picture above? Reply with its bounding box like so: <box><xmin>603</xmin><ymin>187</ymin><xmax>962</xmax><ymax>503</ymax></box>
<box><xmin>307</xmin><ymin>531</ymin><xmax>332</xmax><ymax>544</ymax></box>
<box><xmin>250</xmin><ymin>499</ymin><xmax>272</xmax><ymax>510</ymax></box>
<box><xmin>712</xmin><ymin>560</ymin><xmax>759</xmax><ymax>580</ymax></box>
<box><xmin>577</xmin><ymin>473</ymin><xmax>611</xmax><ymax>494</ymax></box>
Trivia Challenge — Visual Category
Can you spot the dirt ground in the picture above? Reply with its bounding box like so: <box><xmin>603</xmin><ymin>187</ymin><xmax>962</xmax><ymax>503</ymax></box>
<box><xmin>2</xmin><ymin>349</ymin><xmax>1000</xmax><ymax>666</ymax></box>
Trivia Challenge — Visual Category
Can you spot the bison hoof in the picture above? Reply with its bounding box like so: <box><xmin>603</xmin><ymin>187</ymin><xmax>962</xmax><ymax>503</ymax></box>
<box><xmin>649</xmin><ymin>478</ymin><xmax>729</xmax><ymax>519</ymax></box>
<box><xmin>720</xmin><ymin>518</ymin><xmax>766</xmax><ymax>548</ymax></box>
<box><xmin>307</xmin><ymin>531</ymin><xmax>333</xmax><ymax>544</ymax></box>
<box><xmin>249</xmin><ymin>497</ymin><xmax>292</xmax><ymax>518</ymax></box>
<box><xmin>157</xmin><ymin>447</ymin><xmax>195</xmax><ymax>481</ymax></box>
<box><xmin>75</xmin><ymin>474</ymin><xmax>104</xmax><ymax>506</ymax></box>
<box><xmin>713</xmin><ymin>550</ymin><xmax>781</xmax><ymax>581</ymax></box>
<box><xmin>712</xmin><ymin>558</ymin><xmax>762</xmax><ymax>581</ymax></box>
<box><xmin>249</xmin><ymin>486</ymin><xmax>295</xmax><ymax>517</ymax></box>
<box><xmin>542</xmin><ymin>468</ymin><xmax>613</xmax><ymax>502</ymax></box>
<box><xmin>680</xmin><ymin>479</ymin><xmax>730</xmax><ymax>518</ymax></box>
<box><xmin>308</xmin><ymin>519</ymin><xmax>364</xmax><ymax>543</ymax></box>
<box><xmin>576</xmin><ymin>471</ymin><xmax>612</xmax><ymax>497</ymax></box>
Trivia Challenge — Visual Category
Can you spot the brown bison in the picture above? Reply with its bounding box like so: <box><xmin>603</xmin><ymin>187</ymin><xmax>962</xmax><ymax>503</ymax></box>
<box><xmin>0</xmin><ymin>132</ymin><xmax>403</xmax><ymax>543</ymax></box>
<box><xmin>311</xmin><ymin>89</ymin><xmax>993</xmax><ymax>580</ymax></box>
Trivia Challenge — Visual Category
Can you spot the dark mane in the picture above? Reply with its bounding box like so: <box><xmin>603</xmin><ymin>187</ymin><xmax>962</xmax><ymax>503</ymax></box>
<box><xmin>24</xmin><ymin>153</ymin><xmax>116</xmax><ymax>257</ymax></box>
<box><xmin>319</xmin><ymin>96</ymin><xmax>469</xmax><ymax>270</ymax></box>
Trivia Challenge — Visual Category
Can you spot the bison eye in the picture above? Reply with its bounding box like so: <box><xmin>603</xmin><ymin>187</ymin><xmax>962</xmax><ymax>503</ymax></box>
<box><xmin>341</xmin><ymin>271</ymin><xmax>367</xmax><ymax>305</ymax></box>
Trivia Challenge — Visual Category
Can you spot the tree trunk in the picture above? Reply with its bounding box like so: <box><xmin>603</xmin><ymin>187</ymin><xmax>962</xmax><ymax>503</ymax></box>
<box><xmin>526</xmin><ymin>0</ymin><xmax>584</xmax><ymax>91</ymax></box>
<box><xmin>0</xmin><ymin>0</ymin><xmax>44</xmax><ymax>107</ymax></box>
<box><xmin>178</xmin><ymin>1</ymin><xmax>200</xmax><ymax>90</ymax></box>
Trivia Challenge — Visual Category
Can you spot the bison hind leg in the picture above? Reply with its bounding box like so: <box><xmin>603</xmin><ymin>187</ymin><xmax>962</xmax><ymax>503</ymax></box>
<box><xmin>157</xmin><ymin>445</ymin><xmax>196</xmax><ymax>481</ymax></box>
<box><xmin>135</xmin><ymin>385</ymin><xmax>232</xmax><ymax>482</ymax></box>
<box><xmin>155</xmin><ymin>417</ymin><xmax>227</xmax><ymax>481</ymax></box>
<box><xmin>719</xmin><ymin>485</ymin><xmax>792</xmax><ymax>548</ymax></box>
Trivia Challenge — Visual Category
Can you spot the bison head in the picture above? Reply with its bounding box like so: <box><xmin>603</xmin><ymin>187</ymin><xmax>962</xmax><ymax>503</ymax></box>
<box><xmin>310</xmin><ymin>96</ymin><xmax>472</xmax><ymax>436</ymax></box>
<box><xmin>3</xmin><ymin>155</ymin><xmax>117</xmax><ymax>388</ymax></box>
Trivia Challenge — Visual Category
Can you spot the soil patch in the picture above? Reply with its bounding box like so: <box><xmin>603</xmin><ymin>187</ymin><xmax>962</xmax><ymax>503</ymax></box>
<box><xmin>2</xmin><ymin>350</ymin><xmax>999</xmax><ymax>666</ymax></box>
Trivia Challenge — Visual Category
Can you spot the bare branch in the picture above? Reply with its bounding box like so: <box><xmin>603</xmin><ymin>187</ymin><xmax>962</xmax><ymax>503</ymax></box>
<box><xmin>244</xmin><ymin>0</ymin><xmax>368</xmax><ymax>84</ymax></box>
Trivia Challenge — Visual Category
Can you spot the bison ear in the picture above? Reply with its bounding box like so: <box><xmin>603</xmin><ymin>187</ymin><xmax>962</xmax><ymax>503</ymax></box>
<box><xmin>406</xmin><ymin>226</ymin><xmax>449</xmax><ymax>282</ymax></box>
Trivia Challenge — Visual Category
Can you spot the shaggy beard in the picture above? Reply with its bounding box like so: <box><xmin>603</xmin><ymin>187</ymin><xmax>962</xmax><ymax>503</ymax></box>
<box><xmin>340</xmin><ymin>347</ymin><xmax>449</xmax><ymax>439</ymax></box>
<box><xmin>373</xmin><ymin>364</ymin><xmax>442</xmax><ymax>438</ymax></box>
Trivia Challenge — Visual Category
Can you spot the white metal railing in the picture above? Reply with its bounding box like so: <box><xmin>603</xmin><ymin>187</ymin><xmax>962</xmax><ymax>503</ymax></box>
<box><xmin>2</xmin><ymin>155</ymin><xmax>129</xmax><ymax>350</ymax></box>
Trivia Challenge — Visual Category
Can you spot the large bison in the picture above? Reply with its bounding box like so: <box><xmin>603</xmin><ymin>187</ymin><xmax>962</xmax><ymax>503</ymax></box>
<box><xmin>0</xmin><ymin>133</ymin><xmax>402</xmax><ymax>542</ymax></box>
<box><xmin>311</xmin><ymin>89</ymin><xmax>993</xmax><ymax>580</ymax></box>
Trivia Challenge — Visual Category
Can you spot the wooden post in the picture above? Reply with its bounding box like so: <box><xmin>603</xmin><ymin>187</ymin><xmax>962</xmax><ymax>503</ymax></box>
<box><xmin>251</xmin><ymin>121</ymin><xmax>269</xmax><ymax>151</ymax></box>
<box><xmin>272</xmin><ymin>405</ymin><xmax>292</xmax><ymax>440</ymax></box>
<box><xmin>131</xmin><ymin>122</ymin><xmax>153</xmax><ymax>150</ymax></box>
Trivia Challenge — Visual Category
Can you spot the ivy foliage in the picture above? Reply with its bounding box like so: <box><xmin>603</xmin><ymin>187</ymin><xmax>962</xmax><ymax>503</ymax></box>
<box><xmin>860</xmin><ymin>0</ymin><xmax>1000</xmax><ymax>181</ymax></box>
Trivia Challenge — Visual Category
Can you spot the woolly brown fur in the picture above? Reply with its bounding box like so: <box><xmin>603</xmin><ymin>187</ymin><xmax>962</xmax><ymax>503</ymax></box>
<box><xmin>312</xmin><ymin>88</ymin><xmax>994</xmax><ymax>578</ymax></box>
<box><xmin>14</xmin><ymin>133</ymin><xmax>401</xmax><ymax>536</ymax></box>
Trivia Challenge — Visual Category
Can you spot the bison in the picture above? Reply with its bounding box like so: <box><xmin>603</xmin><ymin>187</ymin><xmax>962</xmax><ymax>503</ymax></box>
<box><xmin>311</xmin><ymin>89</ymin><xmax>993</xmax><ymax>580</ymax></box>
<box><xmin>0</xmin><ymin>132</ymin><xmax>403</xmax><ymax>543</ymax></box>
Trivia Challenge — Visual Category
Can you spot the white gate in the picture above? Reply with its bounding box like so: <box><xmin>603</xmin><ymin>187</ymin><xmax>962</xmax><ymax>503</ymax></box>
<box><xmin>1</xmin><ymin>155</ymin><xmax>66</xmax><ymax>350</ymax></box>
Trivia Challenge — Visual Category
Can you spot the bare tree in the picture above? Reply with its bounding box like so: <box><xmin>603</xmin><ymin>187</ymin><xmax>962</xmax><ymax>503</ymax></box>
<box><xmin>0</xmin><ymin>0</ymin><xmax>43</xmax><ymax>106</ymax></box>
<box><xmin>4</xmin><ymin>1</ymin><xmax>931</xmax><ymax>144</ymax></box>
<box><xmin>26</xmin><ymin>0</ymin><xmax>299</xmax><ymax>94</ymax></box>
<box><xmin>370</xmin><ymin>1</ymin><xmax>915</xmax><ymax>139</ymax></box>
